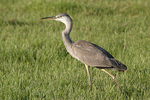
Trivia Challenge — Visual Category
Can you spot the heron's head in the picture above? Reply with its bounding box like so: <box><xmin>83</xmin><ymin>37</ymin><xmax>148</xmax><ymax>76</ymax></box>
<box><xmin>41</xmin><ymin>13</ymin><xmax>72</xmax><ymax>26</ymax></box>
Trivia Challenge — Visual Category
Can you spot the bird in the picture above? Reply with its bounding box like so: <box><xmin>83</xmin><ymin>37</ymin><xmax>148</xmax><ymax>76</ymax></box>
<box><xmin>41</xmin><ymin>13</ymin><xmax>127</xmax><ymax>91</ymax></box>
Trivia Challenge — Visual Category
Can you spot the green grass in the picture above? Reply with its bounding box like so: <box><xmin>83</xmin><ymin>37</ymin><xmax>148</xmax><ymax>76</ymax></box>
<box><xmin>0</xmin><ymin>0</ymin><xmax>150</xmax><ymax>99</ymax></box>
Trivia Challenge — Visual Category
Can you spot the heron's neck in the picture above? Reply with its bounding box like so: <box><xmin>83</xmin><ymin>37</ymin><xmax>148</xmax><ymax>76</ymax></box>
<box><xmin>62</xmin><ymin>19</ymin><xmax>73</xmax><ymax>53</ymax></box>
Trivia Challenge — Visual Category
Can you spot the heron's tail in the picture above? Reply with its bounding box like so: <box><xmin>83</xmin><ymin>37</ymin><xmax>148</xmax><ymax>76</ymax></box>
<box><xmin>110</xmin><ymin>58</ymin><xmax>127</xmax><ymax>72</ymax></box>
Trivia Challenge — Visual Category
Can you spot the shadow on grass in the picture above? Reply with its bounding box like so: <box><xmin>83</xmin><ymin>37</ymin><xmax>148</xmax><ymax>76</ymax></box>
<box><xmin>120</xmin><ymin>86</ymin><xmax>137</xmax><ymax>99</ymax></box>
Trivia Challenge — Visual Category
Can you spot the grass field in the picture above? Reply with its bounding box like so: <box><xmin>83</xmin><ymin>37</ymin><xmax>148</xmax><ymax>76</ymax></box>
<box><xmin>0</xmin><ymin>0</ymin><xmax>150</xmax><ymax>99</ymax></box>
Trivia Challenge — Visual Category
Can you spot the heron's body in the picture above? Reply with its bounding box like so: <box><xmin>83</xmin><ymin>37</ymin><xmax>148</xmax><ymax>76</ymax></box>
<box><xmin>41</xmin><ymin>13</ymin><xmax>127</xmax><ymax>91</ymax></box>
<box><xmin>73</xmin><ymin>40</ymin><xmax>126</xmax><ymax>71</ymax></box>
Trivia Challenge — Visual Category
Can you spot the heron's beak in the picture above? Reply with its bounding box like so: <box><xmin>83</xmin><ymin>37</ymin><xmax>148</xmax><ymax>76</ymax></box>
<box><xmin>41</xmin><ymin>16</ymin><xmax>56</xmax><ymax>20</ymax></box>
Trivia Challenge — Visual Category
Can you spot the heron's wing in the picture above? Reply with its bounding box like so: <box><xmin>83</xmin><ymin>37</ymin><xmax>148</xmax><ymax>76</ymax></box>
<box><xmin>91</xmin><ymin>43</ymin><xmax>114</xmax><ymax>58</ymax></box>
<box><xmin>72</xmin><ymin>40</ymin><xmax>114</xmax><ymax>68</ymax></box>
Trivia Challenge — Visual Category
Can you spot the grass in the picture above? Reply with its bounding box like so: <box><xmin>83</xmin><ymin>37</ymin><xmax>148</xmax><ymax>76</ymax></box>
<box><xmin>0</xmin><ymin>0</ymin><xmax>150</xmax><ymax>99</ymax></box>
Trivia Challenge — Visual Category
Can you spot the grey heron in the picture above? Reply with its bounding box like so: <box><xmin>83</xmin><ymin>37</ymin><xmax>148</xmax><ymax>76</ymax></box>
<box><xmin>41</xmin><ymin>13</ymin><xmax>127</xmax><ymax>91</ymax></box>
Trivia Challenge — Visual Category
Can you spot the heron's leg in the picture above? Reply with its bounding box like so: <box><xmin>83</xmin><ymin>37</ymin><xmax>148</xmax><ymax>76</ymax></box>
<box><xmin>101</xmin><ymin>69</ymin><xmax>122</xmax><ymax>91</ymax></box>
<box><xmin>85</xmin><ymin>64</ymin><xmax>92</xmax><ymax>88</ymax></box>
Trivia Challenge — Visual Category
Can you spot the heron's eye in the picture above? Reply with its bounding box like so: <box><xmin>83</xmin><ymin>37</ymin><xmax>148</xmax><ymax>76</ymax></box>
<box><xmin>56</xmin><ymin>16</ymin><xmax>62</xmax><ymax>18</ymax></box>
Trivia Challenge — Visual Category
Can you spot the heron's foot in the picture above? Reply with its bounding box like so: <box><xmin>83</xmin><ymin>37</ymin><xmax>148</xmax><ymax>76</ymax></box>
<box><xmin>89</xmin><ymin>82</ymin><xmax>92</xmax><ymax>90</ymax></box>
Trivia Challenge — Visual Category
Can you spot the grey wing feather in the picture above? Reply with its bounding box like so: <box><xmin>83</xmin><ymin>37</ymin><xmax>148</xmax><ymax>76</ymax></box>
<box><xmin>91</xmin><ymin>43</ymin><xmax>114</xmax><ymax>58</ymax></box>
<box><xmin>72</xmin><ymin>40</ymin><xmax>114</xmax><ymax>67</ymax></box>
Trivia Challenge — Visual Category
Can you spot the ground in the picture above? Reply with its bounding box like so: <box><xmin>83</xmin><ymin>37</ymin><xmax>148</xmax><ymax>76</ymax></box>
<box><xmin>0</xmin><ymin>0</ymin><xmax>150</xmax><ymax>99</ymax></box>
